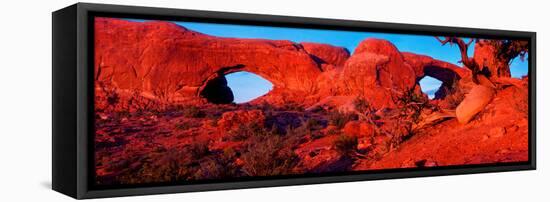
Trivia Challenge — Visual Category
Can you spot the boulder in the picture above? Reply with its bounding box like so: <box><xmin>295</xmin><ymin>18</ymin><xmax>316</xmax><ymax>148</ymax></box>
<box><xmin>217</xmin><ymin>110</ymin><xmax>265</xmax><ymax>131</ymax></box>
<box><xmin>301</xmin><ymin>42</ymin><xmax>350</xmax><ymax>67</ymax></box>
<box><xmin>338</xmin><ymin>38</ymin><xmax>417</xmax><ymax>108</ymax></box>
<box><xmin>342</xmin><ymin>121</ymin><xmax>375</xmax><ymax>139</ymax></box>
<box><xmin>456</xmin><ymin>85</ymin><xmax>494</xmax><ymax>124</ymax></box>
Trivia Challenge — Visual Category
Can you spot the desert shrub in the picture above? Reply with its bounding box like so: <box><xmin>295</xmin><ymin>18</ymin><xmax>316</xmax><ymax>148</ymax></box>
<box><xmin>193</xmin><ymin>153</ymin><xmax>238</xmax><ymax>180</ymax></box>
<box><xmin>353</xmin><ymin>96</ymin><xmax>375</xmax><ymax>114</ymax></box>
<box><xmin>443</xmin><ymin>82</ymin><xmax>466</xmax><ymax>109</ymax></box>
<box><xmin>95</xmin><ymin>81</ymin><xmax>120</xmax><ymax>112</ymax></box>
<box><xmin>126</xmin><ymin>89</ymin><xmax>157</xmax><ymax>113</ymax></box>
<box><xmin>507</xmin><ymin>86</ymin><xmax>529</xmax><ymax>118</ymax></box>
<box><xmin>174</xmin><ymin>121</ymin><xmax>194</xmax><ymax>131</ymax></box>
<box><xmin>227</xmin><ymin>123</ymin><xmax>276</xmax><ymax>141</ymax></box>
<box><xmin>333</xmin><ymin>134</ymin><xmax>358</xmax><ymax>156</ymax></box>
<box><xmin>329</xmin><ymin>111</ymin><xmax>358</xmax><ymax>129</ymax></box>
<box><xmin>281</xmin><ymin>103</ymin><xmax>304</xmax><ymax>111</ymax></box>
<box><xmin>228</xmin><ymin>124</ymin><xmax>255</xmax><ymax>141</ymax></box>
<box><xmin>115</xmin><ymin>149</ymin><xmax>192</xmax><ymax>184</ymax></box>
<box><xmin>241</xmin><ymin>135</ymin><xmax>298</xmax><ymax>176</ymax></box>
<box><xmin>393</xmin><ymin>87</ymin><xmax>429</xmax><ymax>123</ymax></box>
<box><xmin>304</xmin><ymin>118</ymin><xmax>323</xmax><ymax>131</ymax></box>
<box><xmin>189</xmin><ymin>140</ymin><xmax>210</xmax><ymax>159</ymax></box>
<box><xmin>114</xmin><ymin>109</ymin><xmax>131</xmax><ymax>119</ymax></box>
<box><xmin>284</xmin><ymin>124</ymin><xmax>311</xmax><ymax>146</ymax></box>
<box><xmin>104</xmin><ymin>88</ymin><xmax>120</xmax><ymax>106</ymax></box>
<box><xmin>182</xmin><ymin>105</ymin><xmax>205</xmax><ymax>118</ymax></box>
<box><xmin>326</xmin><ymin>127</ymin><xmax>340</xmax><ymax>136</ymax></box>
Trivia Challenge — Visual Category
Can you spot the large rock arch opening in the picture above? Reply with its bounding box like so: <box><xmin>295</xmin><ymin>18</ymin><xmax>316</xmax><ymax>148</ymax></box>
<box><xmin>198</xmin><ymin>65</ymin><xmax>276</xmax><ymax>104</ymax></box>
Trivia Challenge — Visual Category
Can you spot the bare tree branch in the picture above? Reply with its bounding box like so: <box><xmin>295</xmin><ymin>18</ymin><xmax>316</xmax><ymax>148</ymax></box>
<box><xmin>434</xmin><ymin>37</ymin><xmax>477</xmax><ymax>70</ymax></box>
<box><xmin>435</xmin><ymin>36</ymin><xmax>451</xmax><ymax>45</ymax></box>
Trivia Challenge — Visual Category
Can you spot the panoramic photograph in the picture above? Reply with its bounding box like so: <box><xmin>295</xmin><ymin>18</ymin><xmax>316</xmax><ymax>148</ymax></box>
<box><xmin>93</xmin><ymin>17</ymin><xmax>530</xmax><ymax>185</ymax></box>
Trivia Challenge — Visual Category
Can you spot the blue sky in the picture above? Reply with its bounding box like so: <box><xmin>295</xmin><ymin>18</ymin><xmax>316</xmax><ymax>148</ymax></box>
<box><xmin>125</xmin><ymin>18</ymin><xmax>529</xmax><ymax>102</ymax></box>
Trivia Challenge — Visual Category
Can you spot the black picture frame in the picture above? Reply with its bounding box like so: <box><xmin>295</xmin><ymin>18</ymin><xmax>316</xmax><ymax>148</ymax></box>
<box><xmin>52</xmin><ymin>2</ymin><xmax>536</xmax><ymax>199</ymax></box>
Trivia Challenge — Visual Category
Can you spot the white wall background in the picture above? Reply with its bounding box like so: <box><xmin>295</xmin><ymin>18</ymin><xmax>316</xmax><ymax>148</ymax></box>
<box><xmin>0</xmin><ymin>0</ymin><xmax>547</xmax><ymax>201</ymax></box>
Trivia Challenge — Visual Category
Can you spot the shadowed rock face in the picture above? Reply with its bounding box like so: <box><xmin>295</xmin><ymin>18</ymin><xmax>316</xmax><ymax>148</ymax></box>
<box><xmin>199</xmin><ymin>74</ymin><xmax>234</xmax><ymax>104</ymax></box>
<box><xmin>94</xmin><ymin>17</ymin><xmax>469</xmax><ymax>108</ymax></box>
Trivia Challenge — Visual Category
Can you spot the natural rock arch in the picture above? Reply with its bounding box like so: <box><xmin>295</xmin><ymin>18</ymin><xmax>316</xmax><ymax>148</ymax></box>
<box><xmin>94</xmin><ymin>18</ymin><xmax>345</xmax><ymax>104</ymax></box>
<box><xmin>402</xmin><ymin>52</ymin><xmax>472</xmax><ymax>99</ymax></box>
<box><xmin>94</xmin><ymin>18</ymin><xmax>472</xmax><ymax>108</ymax></box>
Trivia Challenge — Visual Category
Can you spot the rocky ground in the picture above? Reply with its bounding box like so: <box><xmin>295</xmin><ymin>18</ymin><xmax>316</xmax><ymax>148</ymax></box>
<box><xmin>94</xmin><ymin>78</ymin><xmax>528</xmax><ymax>185</ymax></box>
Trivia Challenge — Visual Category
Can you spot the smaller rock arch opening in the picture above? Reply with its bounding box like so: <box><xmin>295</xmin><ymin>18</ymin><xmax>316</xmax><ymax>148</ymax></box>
<box><xmin>420</xmin><ymin>65</ymin><xmax>462</xmax><ymax>100</ymax></box>
<box><xmin>510</xmin><ymin>53</ymin><xmax>529</xmax><ymax>78</ymax></box>
<box><xmin>419</xmin><ymin>76</ymin><xmax>443</xmax><ymax>99</ymax></box>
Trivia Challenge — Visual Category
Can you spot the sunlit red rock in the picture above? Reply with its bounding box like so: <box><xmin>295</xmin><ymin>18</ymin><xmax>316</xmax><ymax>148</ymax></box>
<box><xmin>95</xmin><ymin>18</ymin><xmax>467</xmax><ymax>108</ymax></box>
<box><xmin>93</xmin><ymin>18</ymin><xmax>529</xmax><ymax>185</ymax></box>
<box><xmin>456</xmin><ymin>85</ymin><xmax>494</xmax><ymax>124</ymax></box>
<box><xmin>217</xmin><ymin>110</ymin><xmax>265</xmax><ymax>131</ymax></box>
<box><xmin>301</xmin><ymin>42</ymin><xmax>350</xmax><ymax>67</ymax></box>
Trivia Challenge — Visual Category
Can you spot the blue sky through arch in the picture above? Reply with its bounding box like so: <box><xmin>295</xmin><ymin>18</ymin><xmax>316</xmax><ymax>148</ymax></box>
<box><xmin>419</xmin><ymin>76</ymin><xmax>443</xmax><ymax>99</ymax></box>
<box><xmin>225</xmin><ymin>72</ymin><xmax>273</xmax><ymax>103</ymax></box>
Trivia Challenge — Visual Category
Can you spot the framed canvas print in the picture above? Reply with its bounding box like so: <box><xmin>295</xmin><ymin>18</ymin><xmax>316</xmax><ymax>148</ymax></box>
<box><xmin>52</xmin><ymin>3</ymin><xmax>536</xmax><ymax>199</ymax></box>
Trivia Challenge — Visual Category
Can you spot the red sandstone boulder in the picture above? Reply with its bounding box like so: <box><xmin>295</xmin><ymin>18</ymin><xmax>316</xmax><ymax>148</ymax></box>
<box><xmin>342</xmin><ymin>121</ymin><xmax>374</xmax><ymax>138</ymax></box>
<box><xmin>301</xmin><ymin>42</ymin><xmax>350</xmax><ymax>67</ymax></box>
<box><xmin>217</xmin><ymin>110</ymin><xmax>265</xmax><ymax>131</ymax></box>
<box><xmin>456</xmin><ymin>85</ymin><xmax>494</xmax><ymax>124</ymax></box>
<box><xmin>338</xmin><ymin>38</ymin><xmax>417</xmax><ymax>108</ymax></box>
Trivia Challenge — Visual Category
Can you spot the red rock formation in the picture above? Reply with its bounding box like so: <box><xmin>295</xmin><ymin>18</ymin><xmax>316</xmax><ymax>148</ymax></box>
<box><xmin>93</xmin><ymin>18</ymin><xmax>529</xmax><ymax>183</ymax></box>
<box><xmin>217</xmin><ymin>110</ymin><xmax>265</xmax><ymax>131</ymax></box>
<box><xmin>343</xmin><ymin>121</ymin><xmax>374</xmax><ymax>139</ymax></box>
<box><xmin>301</xmin><ymin>42</ymin><xmax>350</xmax><ymax>67</ymax></box>
<box><xmin>402</xmin><ymin>52</ymin><xmax>471</xmax><ymax>83</ymax></box>
<box><xmin>456</xmin><ymin>85</ymin><xmax>495</xmax><ymax>124</ymax></box>
<box><xmin>336</xmin><ymin>38</ymin><xmax>417</xmax><ymax>108</ymax></box>
<box><xmin>95</xmin><ymin>18</ymin><xmax>472</xmax><ymax>109</ymax></box>
<box><xmin>402</xmin><ymin>52</ymin><xmax>474</xmax><ymax>99</ymax></box>
<box><xmin>95</xmin><ymin>18</ymin><xmax>323</xmax><ymax>104</ymax></box>
<box><xmin>358</xmin><ymin>81</ymin><xmax>528</xmax><ymax>169</ymax></box>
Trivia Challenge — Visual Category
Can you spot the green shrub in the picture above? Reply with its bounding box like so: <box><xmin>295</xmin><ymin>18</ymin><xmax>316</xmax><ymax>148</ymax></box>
<box><xmin>182</xmin><ymin>106</ymin><xmax>205</xmax><ymax>118</ymax></box>
<box><xmin>305</xmin><ymin>118</ymin><xmax>322</xmax><ymax>130</ymax></box>
<box><xmin>189</xmin><ymin>140</ymin><xmax>210</xmax><ymax>159</ymax></box>
<box><xmin>441</xmin><ymin>80</ymin><xmax>466</xmax><ymax>109</ymax></box>
<box><xmin>353</xmin><ymin>96</ymin><xmax>374</xmax><ymax>114</ymax></box>
<box><xmin>193</xmin><ymin>154</ymin><xmax>238</xmax><ymax>180</ymax></box>
<box><xmin>241</xmin><ymin>135</ymin><xmax>298</xmax><ymax>176</ymax></box>
<box><xmin>329</xmin><ymin>111</ymin><xmax>357</xmax><ymax>129</ymax></box>
<box><xmin>227</xmin><ymin>123</ymin><xmax>275</xmax><ymax>141</ymax></box>
<box><xmin>114</xmin><ymin>150</ymin><xmax>192</xmax><ymax>184</ymax></box>
<box><xmin>175</xmin><ymin>121</ymin><xmax>194</xmax><ymax>131</ymax></box>
<box><xmin>333</xmin><ymin>134</ymin><xmax>358</xmax><ymax>156</ymax></box>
